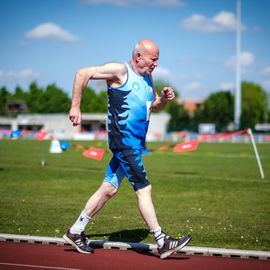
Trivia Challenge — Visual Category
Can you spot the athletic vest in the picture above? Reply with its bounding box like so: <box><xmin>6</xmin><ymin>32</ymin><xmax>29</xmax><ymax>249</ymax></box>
<box><xmin>107</xmin><ymin>62</ymin><xmax>155</xmax><ymax>150</ymax></box>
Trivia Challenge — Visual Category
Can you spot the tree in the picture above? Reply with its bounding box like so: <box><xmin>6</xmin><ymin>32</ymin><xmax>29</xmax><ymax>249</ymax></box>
<box><xmin>268</xmin><ymin>93</ymin><xmax>270</xmax><ymax>123</ymax></box>
<box><xmin>81</xmin><ymin>87</ymin><xmax>98</xmax><ymax>113</ymax></box>
<box><xmin>241</xmin><ymin>81</ymin><xmax>268</xmax><ymax>128</ymax></box>
<box><xmin>167</xmin><ymin>101</ymin><xmax>190</xmax><ymax>131</ymax></box>
<box><xmin>26</xmin><ymin>82</ymin><xmax>71</xmax><ymax>113</ymax></box>
<box><xmin>0</xmin><ymin>87</ymin><xmax>11</xmax><ymax>115</ymax></box>
<box><xmin>95</xmin><ymin>91</ymin><xmax>108</xmax><ymax>113</ymax></box>
<box><xmin>26</xmin><ymin>82</ymin><xmax>44</xmax><ymax>113</ymax></box>
<box><xmin>12</xmin><ymin>86</ymin><xmax>27</xmax><ymax>101</ymax></box>
<box><xmin>41</xmin><ymin>84</ymin><xmax>70</xmax><ymax>113</ymax></box>
<box><xmin>193</xmin><ymin>91</ymin><xmax>234</xmax><ymax>131</ymax></box>
<box><xmin>81</xmin><ymin>87</ymin><xmax>107</xmax><ymax>113</ymax></box>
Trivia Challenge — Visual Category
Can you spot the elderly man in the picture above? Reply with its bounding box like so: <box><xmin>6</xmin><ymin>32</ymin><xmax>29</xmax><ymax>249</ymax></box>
<box><xmin>64</xmin><ymin>39</ymin><xmax>192</xmax><ymax>259</ymax></box>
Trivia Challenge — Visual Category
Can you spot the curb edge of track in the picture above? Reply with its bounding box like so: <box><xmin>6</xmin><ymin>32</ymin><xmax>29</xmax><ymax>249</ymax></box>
<box><xmin>0</xmin><ymin>233</ymin><xmax>269</xmax><ymax>261</ymax></box>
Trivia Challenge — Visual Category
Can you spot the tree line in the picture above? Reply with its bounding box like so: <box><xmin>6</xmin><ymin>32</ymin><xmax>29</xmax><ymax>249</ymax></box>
<box><xmin>151</xmin><ymin>80</ymin><xmax>268</xmax><ymax>131</ymax></box>
<box><xmin>0</xmin><ymin>82</ymin><xmax>107</xmax><ymax>115</ymax></box>
<box><xmin>0</xmin><ymin>80</ymin><xmax>269</xmax><ymax>131</ymax></box>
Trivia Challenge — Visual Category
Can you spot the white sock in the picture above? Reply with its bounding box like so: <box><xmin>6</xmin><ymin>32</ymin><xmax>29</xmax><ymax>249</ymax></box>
<box><xmin>151</xmin><ymin>227</ymin><xmax>165</xmax><ymax>248</ymax></box>
<box><xmin>70</xmin><ymin>211</ymin><xmax>91</xmax><ymax>235</ymax></box>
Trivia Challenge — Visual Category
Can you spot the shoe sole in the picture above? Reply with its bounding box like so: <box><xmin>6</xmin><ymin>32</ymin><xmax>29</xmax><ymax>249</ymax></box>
<box><xmin>63</xmin><ymin>234</ymin><xmax>93</xmax><ymax>254</ymax></box>
<box><xmin>160</xmin><ymin>235</ymin><xmax>192</xmax><ymax>259</ymax></box>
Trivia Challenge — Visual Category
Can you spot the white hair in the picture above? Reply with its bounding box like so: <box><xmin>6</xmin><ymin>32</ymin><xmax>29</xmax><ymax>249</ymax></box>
<box><xmin>132</xmin><ymin>42</ymin><xmax>141</xmax><ymax>56</ymax></box>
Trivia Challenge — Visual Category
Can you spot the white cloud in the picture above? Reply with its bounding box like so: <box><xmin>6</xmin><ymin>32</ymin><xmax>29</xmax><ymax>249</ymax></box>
<box><xmin>220</xmin><ymin>82</ymin><xmax>234</xmax><ymax>90</ymax></box>
<box><xmin>179</xmin><ymin>55</ymin><xmax>218</xmax><ymax>64</ymax></box>
<box><xmin>151</xmin><ymin>0</ymin><xmax>186</xmax><ymax>7</ymax></box>
<box><xmin>81</xmin><ymin>0</ymin><xmax>186</xmax><ymax>7</ymax></box>
<box><xmin>214</xmin><ymin>11</ymin><xmax>237</xmax><ymax>30</ymax></box>
<box><xmin>183</xmin><ymin>81</ymin><xmax>202</xmax><ymax>91</ymax></box>
<box><xmin>177</xmin><ymin>72</ymin><xmax>202</xmax><ymax>81</ymax></box>
<box><xmin>152</xmin><ymin>66</ymin><xmax>172</xmax><ymax>80</ymax></box>
<box><xmin>0</xmin><ymin>68</ymin><xmax>39</xmax><ymax>80</ymax></box>
<box><xmin>180</xmin><ymin>11</ymin><xmax>246</xmax><ymax>32</ymax></box>
<box><xmin>225</xmin><ymin>51</ymin><xmax>255</xmax><ymax>71</ymax></box>
<box><xmin>262</xmin><ymin>66</ymin><xmax>270</xmax><ymax>76</ymax></box>
<box><xmin>26</xmin><ymin>22</ymin><xmax>79</xmax><ymax>42</ymax></box>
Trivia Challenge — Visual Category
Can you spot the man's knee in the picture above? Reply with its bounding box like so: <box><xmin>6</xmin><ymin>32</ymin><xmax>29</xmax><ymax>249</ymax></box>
<box><xmin>101</xmin><ymin>182</ymin><xmax>118</xmax><ymax>198</ymax></box>
<box><xmin>135</xmin><ymin>184</ymin><xmax>152</xmax><ymax>197</ymax></box>
<box><xmin>106</xmin><ymin>187</ymin><xmax>118</xmax><ymax>198</ymax></box>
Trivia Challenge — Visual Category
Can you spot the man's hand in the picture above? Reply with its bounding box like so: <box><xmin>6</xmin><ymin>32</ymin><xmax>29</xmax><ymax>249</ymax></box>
<box><xmin>151</xmin><ymin>86</ymin><xmax>175</xmax><ymax>111</ymax></box>
<box><xmin>69</xmin><ymin>107</ymin><xmax>81</xmax><ymax>126</ymax></box>
<box><xmin>161</xmin><ymin>87</ymin><xmax>175</xmax><ymax>102</ymax></box>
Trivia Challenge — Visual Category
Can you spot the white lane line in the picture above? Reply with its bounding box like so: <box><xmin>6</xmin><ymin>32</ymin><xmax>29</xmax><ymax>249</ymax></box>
<box><xmin>0</xmin><ymin>262</ymin><xmax>82</xmax><ymax>270</ymax></box>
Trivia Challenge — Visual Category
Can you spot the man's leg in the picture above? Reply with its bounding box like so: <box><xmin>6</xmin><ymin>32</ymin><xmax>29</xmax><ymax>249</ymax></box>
<box><xmin>83</xmin><ymin>182</ymin><xmax>118</xmax><ymax>218</ymax></box>
<box><xmin>118</xmin><ymin>149</ymin><xmax>192</xmax><ymax>259</ymax></box>
<box><xmin>135</xmin><ymin>184</ymin><xmax>159</xmax><ymax>231</ymax></box>
<box><xmin>63</xmin><ymin>182</ymin><xmax>118</xmax><ymax>254</ymax></box>
<box><xmin>63</xmin><ymin>155</ymin><xmax>124</xmax><ymax>254</ymax></box>
<box><xmin>135</xmin><ymin>184</ymin><xmax>167</xmax><ymax>248</ymax></box>
<box><xmin>135</xmin><ymin>184</ymin><xmax>192</xmax><ymax>259</ymax></box>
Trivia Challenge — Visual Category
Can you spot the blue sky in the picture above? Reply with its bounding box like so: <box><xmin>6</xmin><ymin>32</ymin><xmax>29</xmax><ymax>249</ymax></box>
<box><xmin>1</xmin><ymin>0</ymin><xmax>270</xmax><ymax>101</ymax></box>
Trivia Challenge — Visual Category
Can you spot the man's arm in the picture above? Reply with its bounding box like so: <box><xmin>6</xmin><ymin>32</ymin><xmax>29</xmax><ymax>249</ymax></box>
<box><xmin>151</xmin><ymin>86</ymin><xmax>175</xmax><ymax>112</ymax></box>
<box><xmin>69</xmin><ymin>62</ymin><xmax>126</xmax><ymax>126</ymax></box>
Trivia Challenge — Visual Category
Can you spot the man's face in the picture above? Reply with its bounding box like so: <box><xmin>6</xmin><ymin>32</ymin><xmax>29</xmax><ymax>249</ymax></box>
<box><xmin>137</xmin><ymin>48</ymin><xmax>159</xmax><ymax>75</ymax></box>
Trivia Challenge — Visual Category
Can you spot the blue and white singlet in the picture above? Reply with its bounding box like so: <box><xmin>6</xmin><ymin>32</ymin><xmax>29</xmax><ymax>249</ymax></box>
<box><xmin>107</xmin><ymin>62</ymin><xmax>155</xmax><ymax>150</ymax></box>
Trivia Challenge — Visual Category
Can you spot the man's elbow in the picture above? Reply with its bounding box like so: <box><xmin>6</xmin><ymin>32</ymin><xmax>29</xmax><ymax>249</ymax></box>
<box><xmin>75</xmin><ymin>68</ymin><xmax>92</xmax><ymax>86</ymax></box>
<box><xmin>76</xmin><ymin>68</ymin><xmax>87</xmax><ymax>79</ymax></box>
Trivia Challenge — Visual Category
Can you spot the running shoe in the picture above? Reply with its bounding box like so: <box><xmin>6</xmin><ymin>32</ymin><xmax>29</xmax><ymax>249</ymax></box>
<box><xmin>63</xmin><ymin>230</ymin><xmax>94</xmax><ymax>254</ymax></box>
<box><xmin>158</xmin><ymin>234</ymin><xmax>192</xmax><ymax>259</ymax></box>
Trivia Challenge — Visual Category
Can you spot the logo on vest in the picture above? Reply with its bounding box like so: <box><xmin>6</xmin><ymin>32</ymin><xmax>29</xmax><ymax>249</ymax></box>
<box><xmin>132</xmin><ymin>82</ymin><xmax>140</xmax><ymax>91</ymax></box>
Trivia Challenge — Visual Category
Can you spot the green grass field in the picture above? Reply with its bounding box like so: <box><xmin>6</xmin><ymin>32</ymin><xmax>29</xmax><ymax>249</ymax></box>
<box><xmin>0</xmin><ymin>139</ymin><xmax>269</xmax><ymax>251</ymax></box>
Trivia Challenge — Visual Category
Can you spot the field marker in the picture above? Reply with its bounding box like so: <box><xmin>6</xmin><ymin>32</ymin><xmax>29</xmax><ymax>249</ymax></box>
<box><xmin>247</xmin><ymin>128</ymin><xmax>265</xmax><ymax>179</ymax></box>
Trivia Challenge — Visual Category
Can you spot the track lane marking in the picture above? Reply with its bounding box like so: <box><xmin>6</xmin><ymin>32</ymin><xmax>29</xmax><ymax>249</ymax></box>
<box><xmin>0</xmin><ymin>262</ymin><xmax>82</xmax><ymax>270</ymax></box>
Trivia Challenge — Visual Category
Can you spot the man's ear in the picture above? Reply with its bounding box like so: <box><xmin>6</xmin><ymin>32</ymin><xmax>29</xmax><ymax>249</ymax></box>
<box><xmin>136</xmin><ymin>52</ymin><xmax>142</xmax><ymax>63</ymax></box>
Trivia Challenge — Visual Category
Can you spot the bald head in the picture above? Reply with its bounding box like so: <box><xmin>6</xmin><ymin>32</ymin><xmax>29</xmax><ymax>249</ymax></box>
<box><xmin>133</xmin><ymin>39</ymin><xmax>159</xmax><ymax>57</ymax></box>
<box><xmin>130</xmin><ymin>39</ymin><xmax>159</xmax><ymax>75</ymax></box>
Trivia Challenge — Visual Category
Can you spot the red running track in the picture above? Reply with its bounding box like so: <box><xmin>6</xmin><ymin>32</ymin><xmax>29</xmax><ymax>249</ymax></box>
<box><xmin>0</xmin><ymin>242</ymin><xmax>269</xmax><ymax>270</ymax></box>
